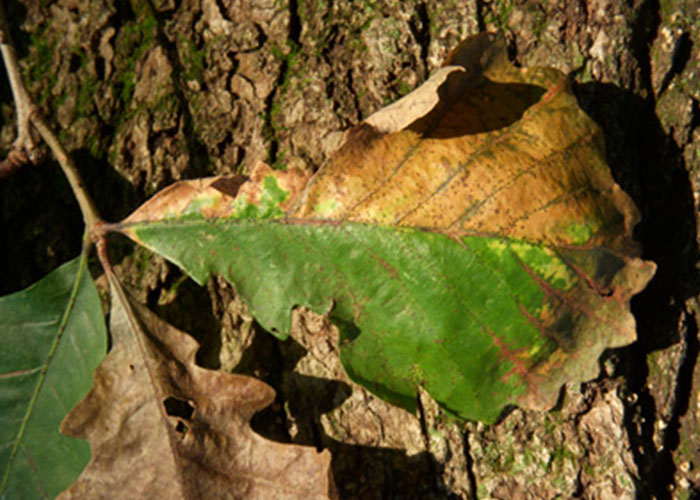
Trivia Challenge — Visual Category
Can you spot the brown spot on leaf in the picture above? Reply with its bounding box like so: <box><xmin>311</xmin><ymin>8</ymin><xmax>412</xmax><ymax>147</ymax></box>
<box><xmin>210</xmin><ymin>175</ymin><xmax>246</xmax><ymax>197</ymax></box>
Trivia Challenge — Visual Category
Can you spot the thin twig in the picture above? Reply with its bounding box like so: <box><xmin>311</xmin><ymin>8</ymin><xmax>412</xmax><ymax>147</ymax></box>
<box><xmin>0</xmin><ymin>1</ymin><xmax>34</xmax><ymax>157</ymax></box>
<box><xmin>30</xmin><ymin>116</ymin><xmax>102</xmax><ymax>230</ymax></box>
<box><xmin>0</xmin><ymin>149</ymin><xmax>27</xmax><ymax>178</ymax></box>
<box><xmin>0</xmin><ymin>0</ymin><xmax>104</xmax><ymax>236</ymax></box>
<box><xmin>95</xmin><ymin>233</ymin><xmax>115</xmax><ymax>277</ymax></box>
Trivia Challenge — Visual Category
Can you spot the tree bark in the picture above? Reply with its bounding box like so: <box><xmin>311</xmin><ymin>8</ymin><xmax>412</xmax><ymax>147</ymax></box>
<box><xmin>1</xmin><ymin>0</ymin><xmax>699</xmax><ymax>498</ymax></box>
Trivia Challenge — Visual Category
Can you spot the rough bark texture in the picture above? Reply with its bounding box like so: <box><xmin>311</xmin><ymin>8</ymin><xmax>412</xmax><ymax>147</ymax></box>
<box><xmin>1</xmin><ymin>0</ymin><xmax>699</xmax><ymax>498</ymax></box>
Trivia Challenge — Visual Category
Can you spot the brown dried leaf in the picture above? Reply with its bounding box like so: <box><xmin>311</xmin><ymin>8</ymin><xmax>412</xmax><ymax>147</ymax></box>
<box><xmin>58</xmin><ymin>270</ymin><xmax>335</xmax><ymax>499</ymax></box>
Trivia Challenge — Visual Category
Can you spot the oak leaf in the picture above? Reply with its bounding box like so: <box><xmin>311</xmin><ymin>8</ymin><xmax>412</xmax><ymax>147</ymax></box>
<box><xmin>113</xmin><ymin>33</ymin><xmax>655</xmax><ymax>423</ymax></box>
<box><xmin>0</xmin><ymin>257</ymin><xmax>106</xmax><ymax>499</ymax></box>
<box><xmin>58</xmin><ymin>269</ymin><xmax>335</xmax><ymax>499</ymax></box>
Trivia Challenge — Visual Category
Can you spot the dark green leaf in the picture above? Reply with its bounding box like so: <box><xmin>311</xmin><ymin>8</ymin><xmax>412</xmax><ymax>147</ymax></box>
<box><xmin>0</xmin><ymin>256</ymin><xmax>107</xmax><ymax>499</ymax></box>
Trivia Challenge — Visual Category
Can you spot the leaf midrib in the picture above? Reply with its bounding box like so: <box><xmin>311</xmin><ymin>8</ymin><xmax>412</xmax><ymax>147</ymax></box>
<box><xmin>0</xmin><ymin>252</ymin><xmax>88</xmax><ymax>496</ymax></box>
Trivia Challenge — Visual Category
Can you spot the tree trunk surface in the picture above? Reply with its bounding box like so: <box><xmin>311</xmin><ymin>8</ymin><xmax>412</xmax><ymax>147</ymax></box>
<box><xmin>1</xmin><ymin>0</ymin><xmax>699</xmax><ymax>498</ymax></box>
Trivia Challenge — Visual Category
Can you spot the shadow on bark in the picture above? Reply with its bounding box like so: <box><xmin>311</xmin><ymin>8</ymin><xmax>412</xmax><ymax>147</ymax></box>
<box><xmin>229</xmin><ymin>327</ymin><xmax>449</xmax><ymax>498</ymax></box>
<box><xmin>575</xmin><ymin>81</ymin><xmax>700</xmax><ymax>500</ymax></box>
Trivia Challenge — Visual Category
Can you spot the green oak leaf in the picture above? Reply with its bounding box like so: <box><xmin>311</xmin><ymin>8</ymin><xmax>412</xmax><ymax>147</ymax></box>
<box><xmin>112</xmin><ymin>34</ymin><xmax>655</xmax><ymax>423</ymax></box>
<box><xmin>0</xmin><ymin>255</ymin><xmax>107</xmax><ymax>499</ymax></box>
